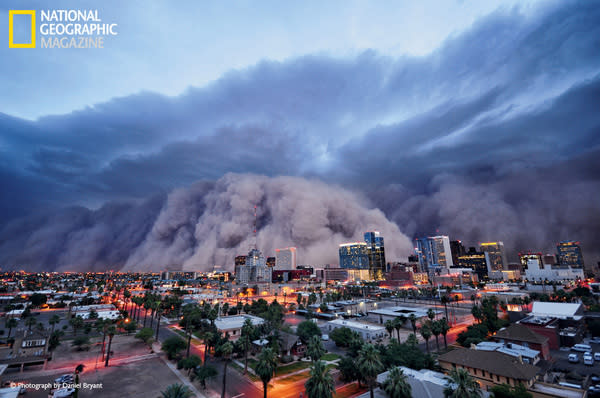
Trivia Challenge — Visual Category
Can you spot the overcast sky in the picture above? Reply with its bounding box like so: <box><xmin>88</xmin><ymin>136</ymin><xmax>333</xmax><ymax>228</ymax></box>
<box><xmin>1</xmin><ymin>0</ymin><xmax>599</xmax><ymax>271</ymax></box>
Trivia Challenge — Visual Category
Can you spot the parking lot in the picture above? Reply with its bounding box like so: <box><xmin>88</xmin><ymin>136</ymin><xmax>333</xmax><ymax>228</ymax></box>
<box><xmin>551</xmin><ymin>340</ymin><xmax>600</xmax><ymax>376</ymax></box>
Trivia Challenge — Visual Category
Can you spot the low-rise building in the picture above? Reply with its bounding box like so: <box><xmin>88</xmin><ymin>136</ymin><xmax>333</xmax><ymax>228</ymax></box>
<box><xmin>0</xmin><ymin>330</ymin><xmax>50</xmax><ymax>372</ymax></box>
<box><xmin>368</xmin><ymin>306</ymin><xmax>442</xmax><ymax>325</ymax></box>
<box><xmin>493</xmin><ymin>324</ymin><xmax>551</xmax><ymax>360</ymax></box>
<box><xmin>438</xmin><ymin>348</ymin><xmax>539</xmax><ymax>390</ymax></box>
<box><xmin>326</xmin><ymin>319</ymin><xmax>385</xmax><ymax>341</ymax></box>
<box><xmin>475</xmin><ymin>341</ymin><xmax>541</xmax><ymax>365</ymax></box>
<box><xmin>214</xmin><ymin>315</ymin><xmax>264</xmax><ymax>341</ymax></box>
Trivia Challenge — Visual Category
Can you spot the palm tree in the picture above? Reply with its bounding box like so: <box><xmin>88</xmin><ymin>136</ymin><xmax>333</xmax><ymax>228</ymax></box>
<box><xmin>307</xmin><ymin>335</ymin><xmax>326</xmax><ymax>361</ymax></box>
<box><xmin>441</xmin><ymin>295</ymin><xmax>450</xmax><ymax>321</ymax></box>
<box><xmin>443</xmin><ymin>368</ymin><xmax>482</xmax><ymax>398</ymax></box>
<box><xmin>255</xmin><ymin>347</ymin><xmax>277</xmax><ymax>398</ymax></box>
<box><xmin>241</xmin><ymin>318</ymin><xmax>255</xmax><ymax>374</ymax></box>
<box><xmin>357</xmin><ymin>344</ymin><xmax>383</xmax><ymax>398</ymax></box>
<box><xmin>420</xmin><ymin>323</ymin><xmax>432</xmax><ymax>354</ymax></box>
<box><xmin>408</xmin><ymin>314</ymin><xmax>417</xmax><ymax>335</ymax></box>
<box><xmin>220</xmin><ymin>341</ymin><xmax>233</xmax><ymax>398</ymax></box>
<box><xmin>427</xmin><ymin>308</ymin><xmax>436</xmax><ymax>322</ymax></box>
<box><xmin>5</xmin><ymin>318</ymin><xmax>17</xmax><ymax>339</ymax></box>
<box><xmin>382</xmin><ymin>367</ymin><xmax>412</xmax><ymax>398</ymax></box>
<box><xmin>439</xmin><ymin>318</ymin><xmax>450</xmax><ymax>349</ymax></box>
<box><xmin>49</xmin><ymin>314</ymin><xmax>61</xmax><ymax>333</ymax></box>
<box><xmin>393</xmin><ymin>316</ymin><xmax>405</xmax><ymax>341</ymax></box>
<box><xmin>384</xmin><ymin>320</ymin><xmax>394</xmax><ymax>339</ymax></box>
<box><xmin>431</xmin><ymin>320</ymin><xmax>441</xmax><ymax>353</ymax></box>
<box><xmin>104</xmin><ymin>325</ymin><xmax>117</xmax><ymax>367</ymax></box>
<box><xmin>305</xmin><ymin>360</ymin><xmax>335</xmax><ymax>398</ymax></box>
<box><xmin>25</xmin><ymin>316</ymin><xmax>36</xmax><ymax>331</ymax></box>
<box><xmin>160</xmin><ymin>383</ymin><xmax>193</xmax><ymax>398</ymax></box>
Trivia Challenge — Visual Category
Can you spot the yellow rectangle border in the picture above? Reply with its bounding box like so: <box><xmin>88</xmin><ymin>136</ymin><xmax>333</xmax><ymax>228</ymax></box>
<box><xmin>9</xmin><ymin>10</ymin><xmax>36</xmax><ymax>48</ymax></box>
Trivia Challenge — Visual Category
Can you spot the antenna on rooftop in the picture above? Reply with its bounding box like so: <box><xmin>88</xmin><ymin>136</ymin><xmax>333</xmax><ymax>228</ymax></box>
<box><xmin>253</xmin><ymin>205</ymin><xmax>258</xmax><ymax>250</ymax></box>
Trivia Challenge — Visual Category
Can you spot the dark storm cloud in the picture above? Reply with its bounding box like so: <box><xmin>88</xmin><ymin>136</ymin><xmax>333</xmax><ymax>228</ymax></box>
<box><xmin>0</xmin><ymin>0</ymin><xmax>599</xmax><ymax>270</ymax></box>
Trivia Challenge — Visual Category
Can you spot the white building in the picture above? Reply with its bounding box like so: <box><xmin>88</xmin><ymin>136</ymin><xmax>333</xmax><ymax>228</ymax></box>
<box><xmin>275</xmin><ymin>247</ymin><xmax>297</xmax><ymax>270</ymax></box>
<box><xmin>475</xmin><ymin>341</ymin><xmax>541</xmax><ymax>365</ymax></box>
<box><xmin>368</xmin><ymin>306</ymin><xmax>442</xmax><ymax>325</ymax></box>
<box><xmin>214</xmin><ymin>314</ymin><xmax>264</xmax><ymax>341</ymax></box>
<box><xmin>326</xmin><ymin>319</ymin><xmax>385</xmax><ymax>341</ymax></box>
<box><xmin>524</xmin><ymin>256</ymin><xmax>584</xmax><ymax>282</ymax></box>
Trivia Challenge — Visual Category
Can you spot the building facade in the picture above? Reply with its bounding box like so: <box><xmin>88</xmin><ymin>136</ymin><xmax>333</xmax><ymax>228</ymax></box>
<box><xmin>480</xmin><ymin>242</ymin><xmax>507</xmax><ymax>272</ymax></box>
<box><xmin>364</xmin><ymin>231</ymin><xmax>386</xmax><ymax>280</ymax></box>
<box><xmin>275</xmin><ymin>247</ymin><xmax>297</xmax><ymax>270</ymax></box>
<box><xmin>556</xmin><ymin>241</ymin><xmax>584</xmax><ymax>269</ymax></box>
<box><xmin>415</xmin><ymin>235</ymin><xmax>453</xmax><ymax>274</ymax></box>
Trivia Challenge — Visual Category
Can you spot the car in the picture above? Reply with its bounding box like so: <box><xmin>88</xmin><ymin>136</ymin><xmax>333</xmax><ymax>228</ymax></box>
<box><xmin>52</xmin><ymin>387</ymin><xmax>75</xmax><ymax>397</ymax></box>
<box><xmin>2</xmin><ymin>381</ymin><xmax>26</xmax><ymax>394</ymax></box>
<box><xmin>591</xmin><ymin>375</ymin><xmax>600</xmax><ymax>383</ymax></box>
<box><xmin>572</xmin><ymin>343</ymin><xmax>592</xmax><ymax>352</ymax></box>
<box><xmin>584</xmin><ymin>353</ymin><xmax>594</xmax><ymax>366</ymax></box>
<box><xmin>54</xmin><ymin>374</ymin><xmax>74</xmax><ymax>384</ymax></box>
<box><xmin>568</xmin><ymin>353</ymin><xmax>579</xmax><ymax>363</ymax></box>
<box><xmin>321</xmin><ymin>334</ymin><xmax>329</xmax><ymax>341</ymax></box>
<box><xmin>595</xmin><ymin>352</ymin><xmax>600</xmax><ymax>361</ymax></box>
<box><xmin>589</xmin><ymin>337</ymin><xmax>600</xmax><ymax>344</ymax></box>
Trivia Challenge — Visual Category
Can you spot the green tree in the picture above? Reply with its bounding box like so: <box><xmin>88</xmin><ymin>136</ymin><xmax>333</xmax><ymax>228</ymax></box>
<box><xmin>5</xmin><ymin>318</ymin><xmax>17</xmax><ymax>339</ymax></box>
<box><xmin>330</xmin><ymin>327</ymin><xmax>360</xmax><ymax>347</ymax></box>
<box><xmin>337</xmin><ymin>355</ymin><xmax>359</xmax><ymax>386</ymax></box>
<box><xmin>25</xmin><ymin>316</ymin><xmax>36</xmax><ymax>331</ymax></box>
<box><xmin>305</xmin><ymin>360</ymin><xmax>335</xmax><ymax>398</ymax></box>
<box><xmin>69</xmin><ymin>315</ymin><xmax>84</xmax><ymax>335</ymax></box>
<box><xmin>30</xmin><ymin>293</ymin><xmax>47</xmax><ymax>308</ymax></box>
<box><xmin>71</xmin><ymin>335</ymin><xmax>91</xmax><ymax>351</ymax></box>
<box><xmin>357</xmin><ymin>344</ymin><xmax>383</xmax><ymax>398</ymax></box>
<box><xmin>162</xmin><ymin>335</ymin><xmax>187</xmax><ymax>360</ymax></box>
<box><xmin>441</xmin><ymin>295</ymin><xmax>450</xmax><ymax>321</ymax></box>
<box><xmin>420</xmin><ymin>323</ymin><xmax>432</xmax><ymax>354</ymax></box>
<box><xmin>393</xmin><ymin>316</ymin><xmax>406</xmax><ymax>341</ymax></box>
<box><xmin>490</xmin><ymin>383</ymin><xmax>532</xmax><ymax>398</ymax></box>
<box><xmin>431</xmin><ymin>320</ymin><xmax>442</xmax><ymax>353</ymax></box>
<box><xmin>382</xmin><ymin>366</ymin><xmax>412</xmax><ymax>398</ymax></box>
<box><xmin>385</xmin><ymin>320</ymin><xmax>394</xmax><ymax>338</ymax></box>
<box><xmin>307</xmin><ymin>335</ymin><xmax>326</xmax><ymax>361</ymax></box>
<box><xmin>160</xmin><ymin>383</ymin><xmax>193</xmax><ymax>398</ymax></box>
<box><xmin>444</xmin><ymin>368</ymin><xmax>482</xmax><ymax>398</ymax></box>
<box><xmin>439</xmin><ymin>318</ymin><xmax>450</xmax><ymax>349</ymax></box>
<box><xmin>241</xmin><ymin>318</ymin><xmax>256</xmax><ymax>374</ymax></box>
<box><xmin>49</xmin><ymin>314</ymin><xmax>61</xmax><ymax>333</ymax></box>
<box><xmin>408</xmin><ymin>314</ymin><xmax>417</xmax><ymax>335</ymax></box>
<box><xmin>49</xmin><ymin>330</ymin><xmax>63</xmax><ymax>351</ymax></box>
<box><xmin>297</xmin><ymin>320</ymin><xmax>322</xmax><ymax>343</ymax></box>
<box><xmin>191</xmin><ymin>365</ymin><xmax>218</xmax><ymax>389</ymax></box>
<box><xmin>104</xmin><ymin>325</ymin><xmax>117</xmax><ymax>367</ymax></box>
<box><xmin>135</xmin><ymin>327</ymin><xmax>154</xmax><ymax>344</ymax></box>
<box><xmin>219</xmin><ymin>341</ymin><xmax>233</xmax><ymax>398</ymax></box>
<box><xmin>255</xmin><ymin>347</ymin><xmax>277</xmax><ymax>398</ymax></box>
<box><xmin>178</xmin><ymin>355</ymin><xmax>202</xmax><ymax>375</ymax></box>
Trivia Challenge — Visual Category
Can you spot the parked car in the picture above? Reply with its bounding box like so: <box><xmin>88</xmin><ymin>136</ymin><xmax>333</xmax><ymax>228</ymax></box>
<box><xmin>571</xmin><ymin>344</ymin><xmax>592</xmax><ymax>352</ymax></box>
<box><xmin>2</xmin><ymin>381</ymin><xmax>26</xmax><ymax>394</ymax></box>
<box><xmin>321</xmin><ymin>334</ymin><xmax>329</xmax><ymax>341</ymax></box>
<box><xmin>54</xmin><ymin>374</ymin><xmax>74</xmax><ymax>384</ymax></box>
<box><xmin>568</xmin><ymin>353</ymin><xmax>579</xmax><ymax>363</ymax></box>
<box><xmin>52</xmin><ymin>387</ymin><xmax>75</xmax><ymax>397</ymax></box>
<box><xmin>589</xmin><ymin>337</ymin><xmax>600</xmax><ymax>344</ymax></box>
<box><xmin>595</xmin><ymin>352</ymin><xmax>600</xmax><ymax>361</ymax></box>
<box><xmin>584</xmin><ymin>352</ymin><xmax>594</xmax><ymax>366</ymax></box>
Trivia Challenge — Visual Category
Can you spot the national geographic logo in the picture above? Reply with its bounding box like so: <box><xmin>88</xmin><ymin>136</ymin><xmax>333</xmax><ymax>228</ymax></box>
<box><xmin>8</xmin><ymin>9</ymin><xmax>118</xmax><ymax>49</ymax></box>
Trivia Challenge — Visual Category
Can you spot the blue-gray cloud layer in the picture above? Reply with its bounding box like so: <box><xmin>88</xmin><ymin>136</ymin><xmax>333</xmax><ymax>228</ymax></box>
<box><xmin>0</xmin><ymin>1</ymin><xmax>599</xmax><ymax>270</ymax></box>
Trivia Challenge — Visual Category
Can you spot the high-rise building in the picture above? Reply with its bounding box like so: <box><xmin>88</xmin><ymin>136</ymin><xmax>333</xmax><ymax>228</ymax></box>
<box><xmin>480</xmin><ymin>242</ymin><xmax>507</xmax><ymax>272</ymax></box>
<box><xmin>456</xmin><ymin>247</ymin><xmax>489</xmax><ymax>280</ymax></box>
<box><xmin>450</xmin><ymin>240</ymin><xmax>466</xmax><ymax>266</ymax></box>
<box><xmin>364</xmin><ymin>231</ymin><xmax>386</xmax><ymax>280</ymax></box>
<box><xmin>275</xmin><ymin>247</ymin><xmax>297</xmax><ymax>270</ymax></box>
<box><xmin>556</xmin><ymin>241</ymin><xmax>584</xmax><ymax>269</ymax></box>
<box><xmin>519</xmin><ymin>252</ymin><xmax>543</xmax><ymax>271</ymax></box>
<box><xmin>235</xmin><ymin>248</ymin><xmax>271</xmax><ymax>284</ymax></box>
<box><xmin>415</xmin><ymin>235</ymin><xmax>453</xmax><ymax>273</ymax></box>
<box><xmin>339</xmin><ymin>242</ymin><xmax>370</xmax><ymax>269</ymax></box>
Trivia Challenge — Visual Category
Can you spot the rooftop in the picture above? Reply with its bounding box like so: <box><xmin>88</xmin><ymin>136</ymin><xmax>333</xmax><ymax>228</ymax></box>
<box><xmin>214</xmin><ymin>314</ymin><xmax>264</xmax><ymax>330</ymax></box>
<box><xmin>368</xmin><ymin>306</ymin><xmax>442</xmax><ymax>319</ymax></box>
<box><xmin>438</xmin><ymin>348</ymin><xmax>539</xmax><ymax>381</ymax></box>
<box><xmin>327</xmin><ymin>318</ymin><xmax>385</xmax><ymax>332</ymax></box>
<box><xmin>495</xmin><ymin>323</ymin><xmax>549</xmax><ymax>345</ymax></box>
<box><xmin>475</xmin><ymin>341</ymin><xmax>540</xmax><ymax>360</ymax></box>
<box><xmin>531</xmin><ymin>301</ymin><xmax>584</xmax><ymax>320</ymax></box>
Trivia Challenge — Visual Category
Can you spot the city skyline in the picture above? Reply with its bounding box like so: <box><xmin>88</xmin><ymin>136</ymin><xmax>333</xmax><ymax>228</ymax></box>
<box><xmin>1</xmin><ymin>0</ymin><xmax>599</xmax><ymax>272</ymax></box>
